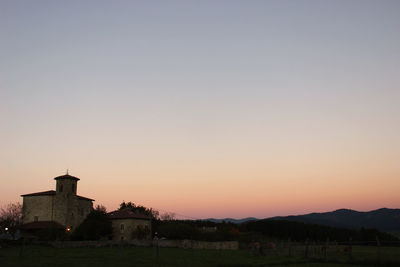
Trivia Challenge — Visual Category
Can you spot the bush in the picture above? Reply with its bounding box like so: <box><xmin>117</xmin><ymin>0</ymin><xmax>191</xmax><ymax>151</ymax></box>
<box><xmin>71</xmin><ymin>209</ymin><xmax>112</xmax><ymax>240</ymax></box>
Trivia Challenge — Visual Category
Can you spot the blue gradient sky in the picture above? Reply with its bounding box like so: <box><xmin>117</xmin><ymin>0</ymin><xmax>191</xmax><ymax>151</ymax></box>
<box><xmin>1</xmin><ymin>1</ymin><xmax>399</xmax><ymax>218</ymax></box>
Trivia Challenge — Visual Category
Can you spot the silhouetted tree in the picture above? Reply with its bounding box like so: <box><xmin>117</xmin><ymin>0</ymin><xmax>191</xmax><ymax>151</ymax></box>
<box><xmin>71</xmin><ymin>205</ymin><xmax>112</xmax><ymax>240</ymax></box>
<box><xmin>160</xmin><ymin>212</ymin><xmax>176</xmax><ymax>221</ymax></box>
<box><xmin>132</xmin><ymin>225</ymin><xmax>151</xmax><ymax>240</ymax></box>
<box><xmin>95</xmin><ymin>204</ymin><xmax>107</xmax><ymax>213</ymax></box>
<box><xmin>119</xmin><ymin>201</ymin><xmax>159</xmax><ymax>219</ymax></box>
<box><xmin>153</xmin><ymin>220</ymin><xmax>239</xmax><ymax>241</ymax></box>
<box><xmin>0</xmin><ymin>202</ymin><xmax>22</xmax><ymax>237</ymax></box>
<box><xmin>243</xmin><ymin>219</ymin><xmax>399</xmax><ymax>243</ymax></box>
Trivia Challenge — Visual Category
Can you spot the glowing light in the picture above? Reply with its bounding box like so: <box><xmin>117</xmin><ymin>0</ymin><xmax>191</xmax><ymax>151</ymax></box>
<box><xmin>66</xmin><ymin>227</ymin><xmax>71</xmax><ymax>232</ymax></box>
<box><xmin>5</xmin><ymin>227</ymin><xmax>8</xmax><ymax>231</ymax></box>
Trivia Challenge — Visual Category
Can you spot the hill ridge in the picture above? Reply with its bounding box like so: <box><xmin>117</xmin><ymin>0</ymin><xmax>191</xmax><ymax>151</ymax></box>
<box><xmin>204</xmin><ymin>208</ymin><xmax>400</xmax><ymax>237</ymax></box>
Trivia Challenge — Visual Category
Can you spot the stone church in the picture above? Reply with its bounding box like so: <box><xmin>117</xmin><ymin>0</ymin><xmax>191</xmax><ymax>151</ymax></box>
<box><xmin>21</xmin><ymin>173</ymin><xmax>94</xmax><ymax>232</ymax></box>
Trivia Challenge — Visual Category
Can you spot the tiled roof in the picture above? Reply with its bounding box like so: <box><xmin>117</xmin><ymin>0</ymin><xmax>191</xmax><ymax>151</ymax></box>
<box><xmin>77</xmin><ymin>195</ymin><xmax>95</xmax><ymax>201</ymax></box>
<box><xmin>21</xmin><ymin>190</ymin><xmax>94</xmax><ymax>201</ymax></box>
<box><xmin>54</xmin><ymin>174</ymin><xmax>80</xmax><ymax>181</ymax></box>
<box><xmin>21</xmin><ymin>190</ymin><xmax>56</xmax><ymax>197</ymax></box>
<box><xmin>107</xmin><ymin>209</ymin><xmax>151</xmax><ymax>220</ymax></box>
<box><xmin>20</xmin><ymin>221</ymin><xmax>65</xmax><ymax>230</ymax></box>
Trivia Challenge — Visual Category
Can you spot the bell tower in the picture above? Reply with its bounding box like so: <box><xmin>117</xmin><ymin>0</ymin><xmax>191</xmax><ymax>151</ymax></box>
<box><xmin>53</xmin><ymin>172</ymin><xmax>81</xmax><ymax>230</ymax></box>
<box><xmin>55</xmin><ymin>172</ymin><xmax>79</xmax><ymax>195</ymax></box>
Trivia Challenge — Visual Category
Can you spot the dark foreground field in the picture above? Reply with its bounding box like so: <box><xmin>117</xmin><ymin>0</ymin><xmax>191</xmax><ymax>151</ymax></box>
<box><xmin>1</xmin><ymin>245</ymin><xmax>399</xmax><ymax>267</ymax></box>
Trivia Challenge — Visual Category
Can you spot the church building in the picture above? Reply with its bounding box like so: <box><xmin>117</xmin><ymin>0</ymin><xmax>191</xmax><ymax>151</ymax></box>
<box><xmin>20</xmin><ymin>173</ymin><xmax>94</xmax><ymax>232</ymax></box>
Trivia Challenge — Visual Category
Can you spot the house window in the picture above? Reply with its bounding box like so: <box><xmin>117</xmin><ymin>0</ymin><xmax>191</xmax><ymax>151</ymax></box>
<box><xmin>59</xmin><ymin>184</ymin><xmax>63</xmax><ymax>192</ymax></box>
<box><xmin>121</xmin><ymin>236</ymin><xmax>124</xmax><ymax>241</ymax></box>
<box><xmin>34</xmin><ymin>216</ymin><xmax>39</xmax><ymax>222</ymax></box>
<box><xmin>72</xmin><ymin>184</ymin><xmax>75</xmax><ymax>193</ymax></box>
<box><xmin>120</xmin><ymin>224</ymin><xmax>124</xmax><ymax>233</ymax></box>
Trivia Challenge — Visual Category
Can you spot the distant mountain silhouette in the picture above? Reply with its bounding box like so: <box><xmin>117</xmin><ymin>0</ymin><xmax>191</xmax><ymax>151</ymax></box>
<box><xmin>204</xmin><ymin>217</ymin><xmax>258</xmax><ymax>224</ymax></box>
<box><xmin>269</xmin><ymin>208</ymin><xmax>400</xmax><ymax>237</ymax></box>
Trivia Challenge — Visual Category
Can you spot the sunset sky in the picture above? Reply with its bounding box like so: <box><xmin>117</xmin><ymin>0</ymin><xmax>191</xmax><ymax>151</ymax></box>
<box><xmin>1</xmin><ymin>1</ymin><xmax>399</xmax><ymax>219</ymax></box>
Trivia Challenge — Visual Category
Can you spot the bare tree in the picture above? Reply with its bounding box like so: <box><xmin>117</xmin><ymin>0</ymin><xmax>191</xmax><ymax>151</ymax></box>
<box><xmin>0</xmin><ymin>202</ymin><xmax>22</xmax><ymax>234</ymax></box>
<box><xmin>160</xmin><ymin>212</ymin><xmax>176</xmax><ymax>221</ymax></box>
<box><xmin>150</xmin><ymin>208</ymin><xmax>160</xmax><ymax>219</ymax></box>
<box><xmin>119</xmin><ymin>201</ymin><xmax>159</xmax><ymax>219</ymax></box>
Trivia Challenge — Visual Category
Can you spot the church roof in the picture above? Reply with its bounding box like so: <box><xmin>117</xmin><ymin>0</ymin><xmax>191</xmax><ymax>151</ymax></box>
<box><xmin>107</xmin><ymin>209</ymin><xmax>151</xmax><ymax>220</ymax></box>
<box><xmin>21</xmin><ymin>190</ymin><xmax>56</xmax><ymax>197</ymax></box>
<box><xmin>54</xmin><ymin>174</ymin><xmax>80</xmax><ymax>181</ymax></box>
<box><xmin>21</xmin><ymin>190</ymin><xmax>94</xmax><ymax>201</ymax></box>
<box><xmin>77</xmin><ymin>195</ymin><xmax>95</xmax><ymax>201</ymax></box>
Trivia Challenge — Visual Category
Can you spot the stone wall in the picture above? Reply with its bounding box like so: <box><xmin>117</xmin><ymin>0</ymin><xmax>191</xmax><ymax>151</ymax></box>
<box><xmin>22</xmin><ymin>194</ymin><xmax>92</xmax><ymax>230</ymax></box>
<box><xmin>111</xmin><ymin>218</ymin><xmax>152</xmax><ymax>241</ymax></box>
<box><xmin>158</xmin><ymin>240</ymin><xmax>239</xmax><ymax>250</ymax></box>
<box><xmin>50</xmin><ymin>239</ymin><xmax>239</xmax><ymax>250</ymax></box>
<box><xmin>53</xmin><ymin>194</ymin><xmax>93</xmax><ymax>230</ymax></box>
<box><xmin>22</xmin><ymin>195</ymin><xmax>54</xmax><ymax>224</ymax></box>
<box><xmin>76</xmin><ymin>199</ymin><xmax>93</xmax><ymax>227</ymax></box>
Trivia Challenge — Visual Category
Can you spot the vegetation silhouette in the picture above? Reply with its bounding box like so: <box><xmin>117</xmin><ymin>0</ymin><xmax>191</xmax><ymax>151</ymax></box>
<box><xmin>242</xmin><ymin>219</ymin><xmax>399</xmax><ymax>243</ymax></box>
<box><xmin>0</xmin><ymin>202</ymin><xmax>22</xmax><ymax>238</ymax></box>
<box><xmin>71</xmin><ymin>205</ymin><xmax>112</xmax><ymax>241</ymax></box>
<box><xmin>119</xmin><ymin>201</ymin><xmax>159</xmax><ymax>218</ymax></box>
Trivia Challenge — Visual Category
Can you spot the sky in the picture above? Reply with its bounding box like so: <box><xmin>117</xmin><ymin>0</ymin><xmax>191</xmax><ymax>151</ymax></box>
<box><xmin>1</xmin><ymin>0</ymin><xmax>399</xmax><ymax>219</ymax></box>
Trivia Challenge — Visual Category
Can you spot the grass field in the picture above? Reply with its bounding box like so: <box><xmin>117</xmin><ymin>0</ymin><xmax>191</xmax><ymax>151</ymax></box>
<box><xmin>0</xmin><ymin>244</ymin><xmax>399</xmax><ymax>267</ymax></box>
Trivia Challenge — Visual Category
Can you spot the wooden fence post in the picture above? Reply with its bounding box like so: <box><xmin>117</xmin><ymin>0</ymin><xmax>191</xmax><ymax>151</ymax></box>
<box><xmin>376</xmin><ymin>236</ymin><xmax>381</xmax><ymax>265</ymax></box>
<box><xmin>348</xmin><ymin>237</ymin><xmax>353</xmax><ymax>262</ymax></box>
<box><xmin>153</xmin><ymin>238</ymin><xmax>159</xmax><ymax>258</ymax></box>
<box><xmin>305</xmin><ymin>239</ymin><xmax>309</xmax><ymax>259</ymax></box>
<box><xmin>19</xmin><ymin>238</ymin><xmax>26</xmax><ymax>258</ymax></box>
<box><xmin>324</xmin><ymin>237</ymin><xmax>329</xmax><ymax>261</ymax></box>
<box><xmin>119</xmin><ymin>240</ymin><xmax>123</xmax><ymax>257</ymax></box>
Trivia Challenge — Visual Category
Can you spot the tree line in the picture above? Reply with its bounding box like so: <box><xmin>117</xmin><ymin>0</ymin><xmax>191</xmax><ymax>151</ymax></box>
<box><xmin>241</xmin><ymin>219</ymin><xmax>399</xmax><ymax>243</ymax></box>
